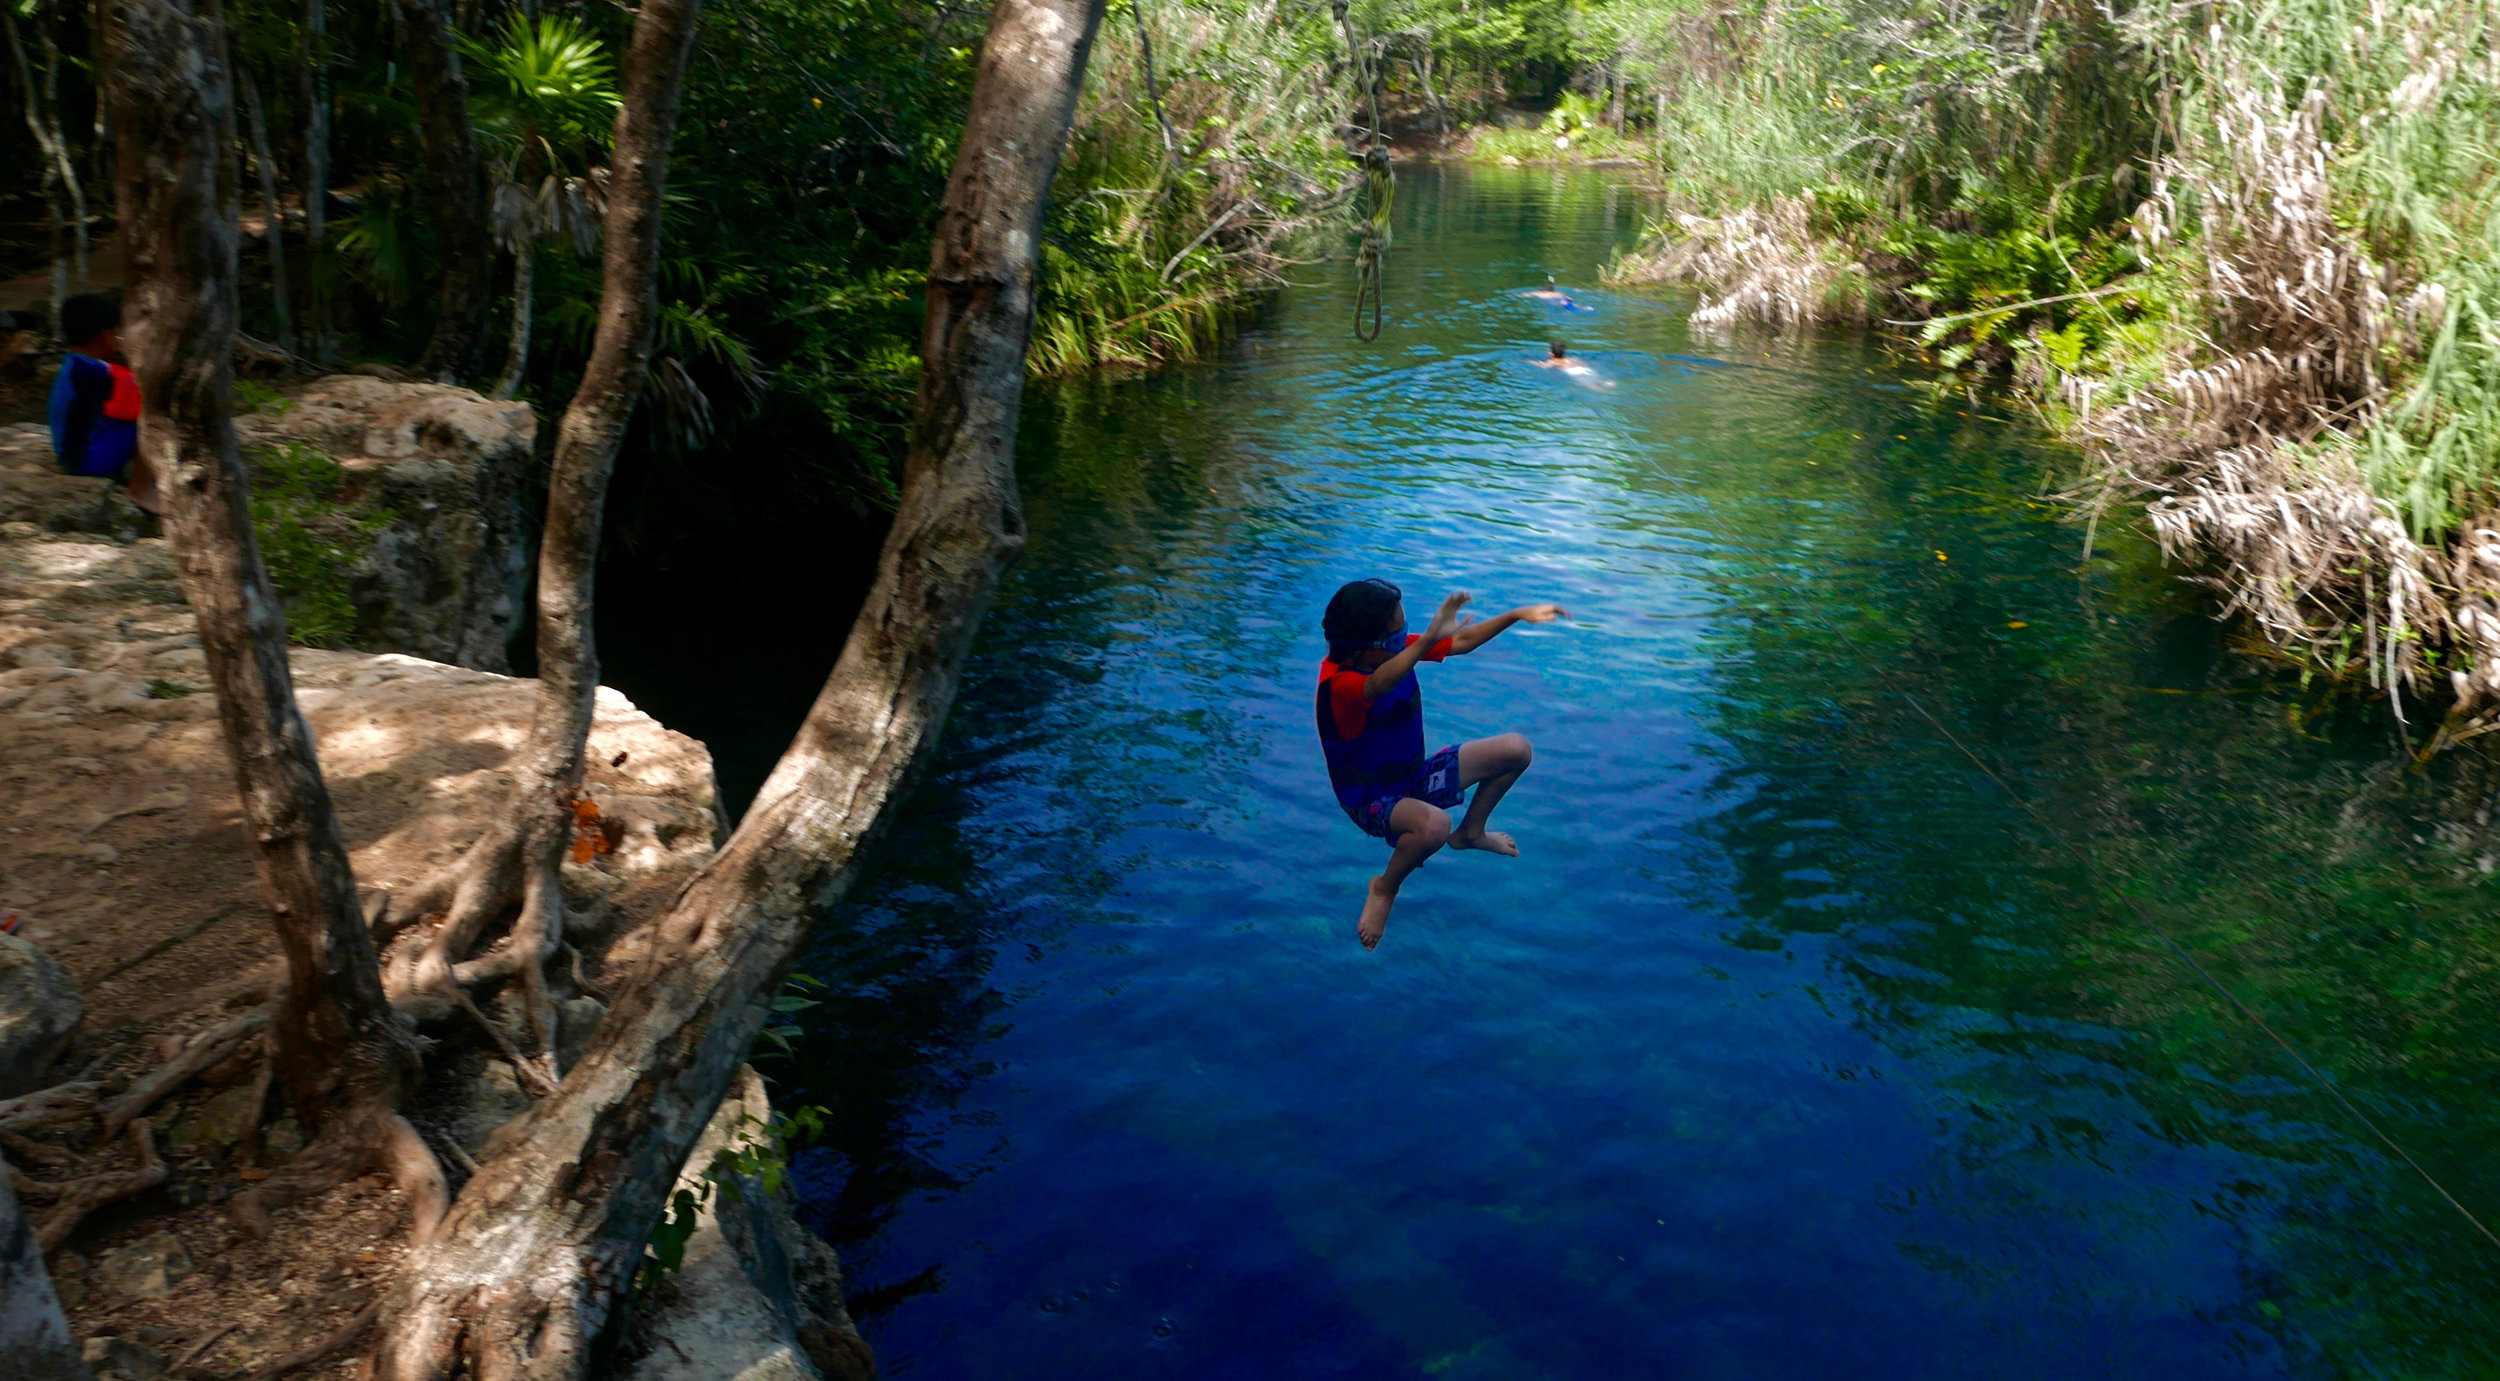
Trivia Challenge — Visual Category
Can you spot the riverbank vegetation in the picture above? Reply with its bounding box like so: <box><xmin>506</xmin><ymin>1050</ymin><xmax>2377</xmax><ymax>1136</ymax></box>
<box><xmin>1537</xmin><ymin>0</ymin><xmax>2500</xmax><ymax>745</ymax></box>
<box><xmin>2</xmin><ymin>0</ymin><xmax>1357</xmax><ymax>506</ymax></box>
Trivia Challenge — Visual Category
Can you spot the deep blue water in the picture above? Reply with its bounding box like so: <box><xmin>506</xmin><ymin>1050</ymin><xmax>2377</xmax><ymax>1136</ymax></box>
<box><xmin>775</xmin><ymin>166</ymin><xmax>2500</xmax><ymax>1379</ymax></box>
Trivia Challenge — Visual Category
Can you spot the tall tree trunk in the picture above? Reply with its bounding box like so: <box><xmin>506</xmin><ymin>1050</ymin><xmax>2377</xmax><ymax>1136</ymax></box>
<box><xmin>297</xmin><ymin>0</ymin><xmax>330</xmax><ymax>360</ymax></box>
<box><xmin>369</xmin><ymin>0</ymin><xmax>1104</xmax><ymax>1370</ymax></box>
<box><xmin>491</xmin><ymin>215</ymin><xmax>535</xmax><ymax>398</ymax></box>
<box><xmin>101</xmin><ymin>0</ymin><xmax>444</xmax><ymax>1240</ymax></box>
<box><xmin>235</xmin><ymin>58</ymin><xmax>295</xmax><ymax>353</ymax></box>
<box><xmin>397</xmin><ymin>0</ymin><xmax>493</xmax><ymax>382</ymax></box>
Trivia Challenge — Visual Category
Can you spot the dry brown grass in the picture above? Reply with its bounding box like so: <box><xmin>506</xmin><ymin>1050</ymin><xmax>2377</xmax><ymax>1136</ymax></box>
<box><xmin>2080</xmin><ymin>83</ymin><xmax>2500</xmax><ymax>747</ymax></box>
<box><xmin>1606</xmin><ymin>195</ymin><xmax>1867</xmax><ymax>331</ymax></box>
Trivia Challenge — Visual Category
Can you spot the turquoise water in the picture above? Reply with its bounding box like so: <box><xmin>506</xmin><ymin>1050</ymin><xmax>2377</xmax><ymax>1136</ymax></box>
<box><xmin>777</xmin><ymin>166</ymin><xmax>2500</xmax><ymax>1379</ymax></box>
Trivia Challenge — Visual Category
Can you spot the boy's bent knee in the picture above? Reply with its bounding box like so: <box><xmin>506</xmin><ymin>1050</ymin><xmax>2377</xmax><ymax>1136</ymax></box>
<box><xmin>1399</xmin><ymin>807</ymin><xmax>1453</xmax><ymax>850</ymax></box>
<box><xmin>1498</xmin><ymin>732</ymin><xmax>1533</xmax><ymax>769</ymax></box>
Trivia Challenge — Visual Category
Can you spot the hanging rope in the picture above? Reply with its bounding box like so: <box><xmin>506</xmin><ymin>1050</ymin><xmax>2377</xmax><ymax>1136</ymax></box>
<box><xmin>1333</xmin><ymin>0</ymin><xmax>1392</xmax><ymax>341</ymax></box>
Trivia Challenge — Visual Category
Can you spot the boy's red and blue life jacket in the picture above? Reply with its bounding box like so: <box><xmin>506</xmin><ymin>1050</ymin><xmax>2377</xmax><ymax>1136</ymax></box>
<box><xmin>48</xmin><ymin>351</ymin><xmax>141</xmax><ymax>479</ymax></box>
<box><xmin>1315</xmin><ymin>634</ymin><xmax>1453</xmax><ymax>811</ymax></box>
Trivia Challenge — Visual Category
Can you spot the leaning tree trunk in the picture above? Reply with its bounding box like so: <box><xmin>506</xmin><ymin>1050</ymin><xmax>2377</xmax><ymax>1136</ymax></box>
<box><xmin>102</xmin><ymin>0</ymin><xmax>443</xmax><ymax>1238</ymax></box>
<box><xmin>368</xmin><ymin>0</ymin><xmax>1105</xmax><ymax>1371</ymax></box>
<box><xmin>397</xmin><ymin>0</ymin><xmax>493</xmax><ymax>382</ymax></box>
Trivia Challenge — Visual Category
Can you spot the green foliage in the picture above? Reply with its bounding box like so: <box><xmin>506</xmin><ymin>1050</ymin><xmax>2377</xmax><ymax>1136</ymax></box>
<box><xmin>233</xmin><ymin>378</ymin><xmax>293</xmax><ymax>415</ymax></box>
<box><xmin>1030</xmin><ymin>0</ymin><xmax>1350</xmax><ymax>373</ymax></box>
<box><xmin>460</xmin><ymin>13</ymin><xmax>622</xmax><ymax>168</ymax></box>
<box><xmin>244</xmin><ymin>441</ymin><xmax>385</xmax><ymax>649</ymax></box>
<box><xmin>1471</xmin><ymin>121</ymin><xmax>1633</xmax><ymax>162</ymax></box>
<box><xmin>635</xmin><ymin>1099</ymin><xmax>832</xmax><ymax>1294</ymax></box>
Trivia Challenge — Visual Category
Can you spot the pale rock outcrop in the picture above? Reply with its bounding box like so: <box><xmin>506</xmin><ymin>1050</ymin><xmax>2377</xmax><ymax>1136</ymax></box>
<box><xmin>238</xmin><ymin>377</ymin><xmax>536</xmax><ymax>672</ymax></box>
<box><xmin>0</xmin><ymin>1168</ymin><xmax>89</xmax><ymax>1380</ymax></box>
<box><xmin>631</xmin><ymin>1067</ymin><xmax>874</xmax><ymax>1381</ymax></box>
<box><xmin>0</xmin><ymin>930</ymin><xmax>83</xmax><ymax>1097</ymax></box>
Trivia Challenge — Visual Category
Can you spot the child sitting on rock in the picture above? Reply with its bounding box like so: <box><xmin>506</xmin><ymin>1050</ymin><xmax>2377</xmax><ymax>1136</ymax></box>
<box><xmin>47</xmin><ymin>292</ymin><xmax>159</xmax><ymax>516</ymax></box>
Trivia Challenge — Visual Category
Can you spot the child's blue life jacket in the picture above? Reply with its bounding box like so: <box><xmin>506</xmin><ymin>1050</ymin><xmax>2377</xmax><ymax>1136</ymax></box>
<box><xmin>1315</xmin><ymin>634</ymin><xmax>1452</xmax><ymax>811</ymax></box>
<box><xmin>49</xmin><ymin>351</ymin><xmax>141</xmax><ymax>479</ymax></box>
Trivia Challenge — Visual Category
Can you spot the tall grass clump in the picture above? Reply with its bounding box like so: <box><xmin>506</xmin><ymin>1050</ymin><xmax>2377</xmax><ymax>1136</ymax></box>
<box><xmin>1602</xmin><ymin>0</ymin><xmax>2500</xmax><ymax>744</ymax></box>
<box><xmin>2090</xmin><ymin>0</ymin><xmax>2500</xmax><ymax>745</ymax></box>
<box><xmin>1031</xmin><ymin>0</ymin><xmax>1353</xmax><ymax>373</ymax></box>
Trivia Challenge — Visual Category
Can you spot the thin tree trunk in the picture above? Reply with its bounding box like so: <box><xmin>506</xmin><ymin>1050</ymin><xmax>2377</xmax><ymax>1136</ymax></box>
<box><xmin>297</xmin><ymin>0</ymin><xmax>330</xmax><ymax>360</ymax></box>
<box><xmin>492</xmin><ymin>226</ymin><xmax>534</xmax><ymax>398</ymax></box>
<box><xmin>1410</xmin><ymin>37</ymin><xmax>1448</xmax><ymax>145</ymax></box>
<box><xmin>4</xmin><ymin>2</ymin><xmax>80</xmax><ymax>337</ymax></box>
<box><xmin>1129</xmin><ymin>0</ymin><xmax>1178</xmax><ymax>169</ymax></box>
<box><xmin>36</xmin><ymin>5</ymin><xmax>87</xmax><ymax>282</ymax></box>
<box><xmin>101</xmin><ymin>0</ymin><xmax>443</xmax><ymax>1239</ymax></box>
<box><xmin>369</xmin><ymin>0</ymin><xmax>1104</xmax><ymax>1370</ymax></box>
<box><xmin>235</xmin><ymin>59</ymin><xmax>295</xmax><ymax>354</ymax></box>
<box><xmin>397</xmin><ymin>0</ymin><xmax>493</xmax><ymax>382</ymax></box>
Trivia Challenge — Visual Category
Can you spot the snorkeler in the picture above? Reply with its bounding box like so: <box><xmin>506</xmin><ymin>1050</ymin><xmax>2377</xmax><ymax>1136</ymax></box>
<box><xmin>1315</xmin><ymin>579</ymin><xmax>1569</xmax><ymax>951</ymax></box>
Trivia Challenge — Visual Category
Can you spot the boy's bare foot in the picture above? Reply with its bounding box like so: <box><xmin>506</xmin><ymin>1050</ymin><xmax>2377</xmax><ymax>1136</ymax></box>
<box><xmin>1358</xmin><ymin>875</ymin><xmax>1397</xmax><ymax>950</ymax></box>
<box><xmin>1450</xmin><ymin>828</ymin><xmax>1519</xmax><ymax>857</ymax></box>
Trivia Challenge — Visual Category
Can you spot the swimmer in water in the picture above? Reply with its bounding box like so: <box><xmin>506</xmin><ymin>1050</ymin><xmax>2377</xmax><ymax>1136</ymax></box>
<box><xmin>1521</xmin><ymin>274</ymin><xmax>1578</xmax><ymax>306</ymax></box>
<box><xmin>1534</xmin><ymin>341</ymin><xmax>1610</xmax><ymax>386</ymax></box>
<box><xmin>1314</xmin><ymin>580</ymin><xmax>1569</xmax><ymax>950</ymax></box>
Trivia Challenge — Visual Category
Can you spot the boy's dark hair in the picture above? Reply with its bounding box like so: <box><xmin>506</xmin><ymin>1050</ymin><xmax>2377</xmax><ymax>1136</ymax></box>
<box><xmin>1549</xmin><ymin>341</ymin><xmax>1566</xmax><ymax>358</ymax></box>
<box><xmin>1323</xmin><ymin>578</ymin><xmax>1403</xmax><ymax>649</ymax></box>
<box><xmin>61</xmin><ymin>293</ymin><xmax>120</xmax><ymax>347</ymax></box>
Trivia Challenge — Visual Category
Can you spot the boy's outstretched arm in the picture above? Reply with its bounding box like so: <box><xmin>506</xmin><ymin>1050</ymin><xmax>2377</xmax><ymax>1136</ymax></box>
<box><xmin>1449</xmin><ymin>602</ymin><xmax>1568</xmax><ymax>655</ymax></box>
<box><xmin>1362</xmin><ymin>590</ymin><xmax>1474</xmax><ymax>698</ymax></box>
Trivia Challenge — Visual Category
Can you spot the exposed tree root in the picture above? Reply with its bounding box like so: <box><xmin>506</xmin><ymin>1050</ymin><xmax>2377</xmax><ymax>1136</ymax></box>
<box><xmin>245</xmin><ymin>1299</ymin><xmax>380</xmax><ymax>1381</ymax></box>
<box><xmin>230</xmin><ymin>1107</ymin><xmax>448</xmax><ymax>1245</ymax></box>
<box><xmin>0</xmin><ymin>1124</ymin><xmax>74</xmax><ymax>1167</ymax></box>
<box><xmin>101</xmin><ymin>1007</ymin><xmax>270</xmax><ymax>1139</ymax></box>
<box><xmin>170</xmin><ymin>1322</ymin><xmax>241</xmax><ymax>1375</ymax></box>
<box><xmin>0</xmin><ymin>1081</ymin><xmax>103</xmax><ymax>1134</ymax></box>
<box><xmin>37</xmin><ymin>1119</ymin><xmax>165</xmax><ymax>1250</ymax></box>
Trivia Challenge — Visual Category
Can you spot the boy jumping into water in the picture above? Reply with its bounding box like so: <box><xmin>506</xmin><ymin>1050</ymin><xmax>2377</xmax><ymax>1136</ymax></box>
<box><xmin>1316</xmin><ymin>578</ymin><xmax>1567</xmax><ymax>950</ymax></box>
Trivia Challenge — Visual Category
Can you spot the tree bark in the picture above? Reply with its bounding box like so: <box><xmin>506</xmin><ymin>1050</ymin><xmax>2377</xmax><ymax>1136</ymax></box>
<box><xmin>235</xmin><ymin>58</ymin><xmax>295</xmax><ymax>354</ymax></box>
<box><xmin>101</xmin><ymin>0</ymin><xmax>442</xmax><ymax>1237</ymax></box>
<box><xmin>397</xmin><ymin>0</ymin><xmax>493</xmax><ymax>382</ymax></box>
<box><xmin>297</xmin><ymin>0</ymin><xmax>330</xmax><ymax>359</ymax></box>
<box><xmin>368</xmin><ymin>0</ymin><xmax>1103</xmax><ymax>1371</ymax></box>
<box><xmin>491</xmin><ymin>230</ymin><xmax>534</xmax><ymax>398</ymax></box>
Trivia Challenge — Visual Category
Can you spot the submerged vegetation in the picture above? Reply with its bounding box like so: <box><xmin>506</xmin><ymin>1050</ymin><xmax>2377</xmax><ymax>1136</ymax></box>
<box><xmin>1568</xmin><ymin>0</ymin><xmax>2500</xmax><ymax>745</ymax></box>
